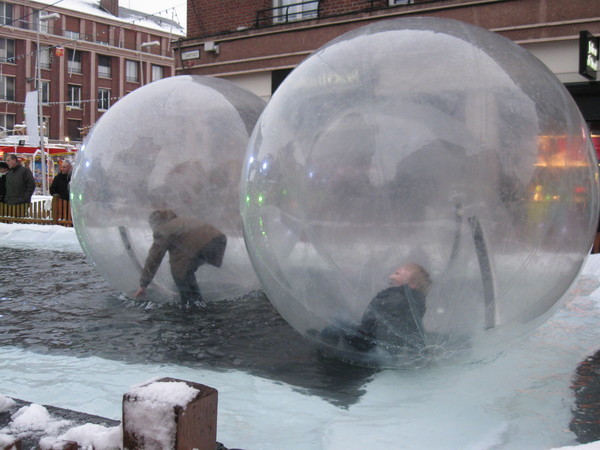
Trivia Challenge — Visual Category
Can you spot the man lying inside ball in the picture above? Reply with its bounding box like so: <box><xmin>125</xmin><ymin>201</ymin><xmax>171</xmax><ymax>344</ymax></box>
<box><xmin>315</xmin><ymin>263</ymin><xmax>431</xmax><ymax>354</ymax></box>
<box><xmin>344</xmin><ymin>263</ymin><xmax>431</xmax><ymax>353</ymax></box>
<box><xmin>134</xmin><ymin>209</ymin><xmax>227</xmax><ymax>305</ymax></box>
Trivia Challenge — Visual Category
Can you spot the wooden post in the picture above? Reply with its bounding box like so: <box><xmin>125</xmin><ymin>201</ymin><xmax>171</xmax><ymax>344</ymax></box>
<box><xmin>51</xmin><ymin>196</ymin><xmax>59</xmax><ymax>225</ymax></box>
<box><xmin>593</xmin><ymin>232</ymin><xmax>600</xmax><ymax>254</ymax></box>
<box><xmin>0</xmin><ymin>437</ymin><xmax>21</xmax><ymax>450</ymax></box>
<box><xmin>51</xmin><ymin>441</ymin><xmax>78</xmax><ymax>450</ymax></box>
<box><xmin>122</xmin><ymin>377</ymin><xmax>218</xmax><ymax>450</ymax></box>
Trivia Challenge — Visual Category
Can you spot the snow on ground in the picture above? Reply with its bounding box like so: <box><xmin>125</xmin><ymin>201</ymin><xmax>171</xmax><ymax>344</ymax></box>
<box><xmin>1</xmin><ymin>223</ymin><xmax>600</xmax><ymax>449</ymax></box>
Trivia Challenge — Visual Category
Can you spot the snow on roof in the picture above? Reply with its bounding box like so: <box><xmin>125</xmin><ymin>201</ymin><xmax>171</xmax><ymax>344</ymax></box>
<box><xmin>33</xmin><ymin>0</ymin><xmax>185</xmax><ymax>36</ymax></box>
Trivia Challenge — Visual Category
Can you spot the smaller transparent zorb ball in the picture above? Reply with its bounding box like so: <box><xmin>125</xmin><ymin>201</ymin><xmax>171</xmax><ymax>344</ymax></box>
<box><xmin>240</xmin><ymin>18</ymin><xmax>600</xmax><ymax>367</ymax></box>
<box><xmin>72</xmin><ymin>75</ymin><xmax>265</xmax><ymax>301</ymax></box>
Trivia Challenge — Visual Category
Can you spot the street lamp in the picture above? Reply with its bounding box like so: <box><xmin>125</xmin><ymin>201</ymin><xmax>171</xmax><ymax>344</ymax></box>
<box><xmin>36</xmin><ymin>12</ymin><xmax>60</xmax><ymax>196</ymax></box>
<box><xmin>139</xmin><ymin>41</ymin><xmax>160</xmax><ymax>86</ymax></box>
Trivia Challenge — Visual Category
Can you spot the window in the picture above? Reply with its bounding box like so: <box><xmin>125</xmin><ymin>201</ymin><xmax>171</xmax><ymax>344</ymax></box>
<box><xmin>0</xmin><ymin>2</ymin><xmax>13</xmax><ymax>26</ymax></box>
<box><xmin>0</xmin><ymin>75</ymin><xmax>15</xmax><ymax>101</ymax></box>
<box><xmin>98</xmin><ymin>55</ymin><xmax>111</xmax><ymax>78</ymax></box>
<box><xmin>36</xmin><ymin>80</ymin><xmax>50</xmax><ymax>104</ymax></box>
<box><xmin>97</xmin><ymin>88</ymin><xmax>111</xmax><ymax>110</ymax></box>
<box><xmin>68</xmin><ymin>84</ymin><xmax>81</xmax><ymax>108</ymax></box>
<box><xmin>273</xmin><ymin>0</ymin><xmax>319</xmax><ymax>23</ymax></box>
<box><xmin>42</xmin><ymin>81</ymin><xmax>50</xmax><ymax>104</ymax></box>
<box><xmin>0</xmin><ymin>114</ymin><xmax>15</xmax><ymax>132</ymax></box>
<box><xmin>126</xmin><ymin>60</ymin><xmax>138</xmax><ymax>82</ymax></box>
<box><xmin>64</xmin><ymin>16</ymin><xmax>79</xmax><ymax>40</ymax></box>
<box><xmin>67</xmin><ymin>119</ymin><xmax>81</xmax><ymax>141</ymax></box>
<box><xmin>96</xmin><ymin>24</ymin><xmax>109</xmax><ymax>45</ymax></box>
<box><xmin>64</xmin><ymin>30</ymin><xmax>80</xmax><ymax>40</ymax></box>
<box><xmin>67</xmin><ymin>49</ymin><xmax>82</xmax><ymax>74</ymax></box>
<box><xmin>34</xmin><ymin>11</ymin><xmax>57</xmax><ymax>34</ymax></box>
<box><xmin>0</xmin><ymin>38</ymin><xmax>14</xmax><ymax>63</ymax></box>
<box><xmin>389</xmin><ymin>0</ymin><xmax>413</xmax><ymax>4</ymax></box>
<box><xmin>151</xmin><ymin>65</ymin><xmax>164</xmax><ymax>82</ymax></box>
<box><xmin>39</xmin><ymin>46</ymin><xmax>50</xmax><ymax>69</ymax></box>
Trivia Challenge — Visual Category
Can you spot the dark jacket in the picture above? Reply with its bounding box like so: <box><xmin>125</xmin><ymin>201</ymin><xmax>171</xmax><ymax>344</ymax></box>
<box><xmin>4</xmin><ymin>164</ymin><xmax>36</xmax><ymax>205</ymax></box>
<box><xmin>347</xmin><ymin>285</ymin><xmax>427</xmax><ymax>352</ymax></box>
<box><xmin>0</xmin><ymin>174</ymin><xmax>6</xmax><ymax>202</ymax></box>
<box><xmin>50</xmin><ymin>171</ymin><xmax>71</xmax><ymax>200</ymax></box>
<box><xmin>140</xmin><ymin>216</ymin><xmax>226</xmax><ymax>288</ymax></box>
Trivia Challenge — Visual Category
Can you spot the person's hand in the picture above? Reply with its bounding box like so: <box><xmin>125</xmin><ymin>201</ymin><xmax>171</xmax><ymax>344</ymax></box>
<box><xmin>133</xmin><ymin>286</ymin><xmax>146</xmax><ymax>298</ymax></box>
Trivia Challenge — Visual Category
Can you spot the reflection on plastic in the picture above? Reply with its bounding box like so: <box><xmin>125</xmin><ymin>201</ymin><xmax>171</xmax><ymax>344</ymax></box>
<box><xmin>240</xmin><ymin>18</ymin><xmax>600</xmax><ymax>367</ymax></box>
<box><xmin>71</xmin><ymin>75</ymin><xmax>265</xmax><ymax>301</ymax></box>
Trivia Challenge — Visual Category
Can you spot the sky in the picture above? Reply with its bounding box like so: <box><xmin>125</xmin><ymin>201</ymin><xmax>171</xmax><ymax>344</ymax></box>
<box><xmin>124</xmin><ymin>0</ymin><xmax>187</xmax><ymax>31</ymax></box>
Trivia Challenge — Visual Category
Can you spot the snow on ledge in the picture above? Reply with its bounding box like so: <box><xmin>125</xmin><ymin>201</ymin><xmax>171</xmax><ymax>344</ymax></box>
<box><xmin>0</xmin><ymin>223</ymin><xmax>81</xmax><ymax>252</ymax></box>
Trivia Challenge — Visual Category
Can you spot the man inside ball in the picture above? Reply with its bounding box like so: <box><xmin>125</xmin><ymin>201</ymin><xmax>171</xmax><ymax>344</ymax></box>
<box><xmin>134</xmin><ymin>209</ymin><xmax>227</xmax><ymax>306</ymax></box>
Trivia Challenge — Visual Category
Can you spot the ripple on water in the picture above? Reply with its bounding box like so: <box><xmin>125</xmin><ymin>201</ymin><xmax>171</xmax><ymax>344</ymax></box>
<box><xmin>0</xmin><ymin>247</ymin><xmax>376</xmax><ymax>407</ymax></box>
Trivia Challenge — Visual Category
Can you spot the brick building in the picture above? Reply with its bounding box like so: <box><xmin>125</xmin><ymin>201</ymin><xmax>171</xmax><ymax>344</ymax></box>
<box><xmin>175</xmin><ymin>0</ymin><xmax>599</xmax><ymax>134</ymax></box>
<box><xmin>0</xmin><ymin>0</ymin><xmax>184</xmax><ymax>142</ymax></box>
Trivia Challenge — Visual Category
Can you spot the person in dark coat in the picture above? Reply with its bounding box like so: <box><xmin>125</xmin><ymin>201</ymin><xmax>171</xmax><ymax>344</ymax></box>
<box><xmin>134</xmin><ymin>209</ymin><xmax>227</xmax><ymax>305</ymax></box>
<box><xmin>49</xmin><ymin>160</ymin><xmax>72</xmax><ymax>201</ymax></box>
<box><xmin>0</xmin><ymin>161</ymin><xmax>8</xmax><ymax>203</ymax></box>
<box><xmin>318</xmin><ymin>263</ymin><xmax>431</xmax><ymax>354</ymax></box>
<box><xmin>346</xmin><ymin>263</ymin><xmax>431</xmax><ymax>352</ymax></box>
<box><xmin>4</xmin><ymin>154</ymin><xmax>35</xmax><ymax>206</ymax></box>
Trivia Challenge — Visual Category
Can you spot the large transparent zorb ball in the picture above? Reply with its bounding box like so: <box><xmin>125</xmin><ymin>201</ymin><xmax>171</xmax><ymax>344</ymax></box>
<box><xmin>72</xmin><ymin>75</ymin><xmax>265</xmax><ymax>301</ymax></box>
<box><xmin>241</xmin><ymin>18</ymin><xmax>600</xmax><ymax>367</ymax></box>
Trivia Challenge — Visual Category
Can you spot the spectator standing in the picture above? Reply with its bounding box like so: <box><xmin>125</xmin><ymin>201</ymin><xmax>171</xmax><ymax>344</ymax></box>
<box><xmin>0</xmin><ymin>161</ymin><xmax>8</xmax><ymax>202</ymax></box>
<box><xmin>50</xmin><ymin>160</ymin><xmax>72</xmax><ymax>201</ymax></box>
<box><xmin>4</xmin><ymin>155</ymin><xmax>35</xmax><ymax>207</ymax></box>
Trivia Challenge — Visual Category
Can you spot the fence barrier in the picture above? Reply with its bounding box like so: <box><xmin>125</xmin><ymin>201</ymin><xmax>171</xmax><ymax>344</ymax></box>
<box><xmin>0</xmin><ymin>197</ymin><xmax>72</xmax><ymax>227</ymax></box>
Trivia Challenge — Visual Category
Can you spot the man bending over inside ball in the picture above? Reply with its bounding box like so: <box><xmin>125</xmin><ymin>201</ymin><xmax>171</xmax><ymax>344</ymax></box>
<box><xmin>134</xmin><ymin>209</ymin><xmax>227</xmax><ymax>305</ymax></box>
<box><xmin>345</xmin><ymin>263</ymin><xmax>431</xmax><ymax>353</ymax></box>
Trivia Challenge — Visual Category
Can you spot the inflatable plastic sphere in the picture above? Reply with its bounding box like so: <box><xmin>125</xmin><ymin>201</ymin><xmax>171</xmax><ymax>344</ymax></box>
<box><xmin>71</xmin><ymin>75</ymin><xmax>265</xmax><ymax>302</ymax></box>
<box><xmin>240</xmin><ymin>18</ymin><xmax>600</xmax><ymax>367</ymax></box>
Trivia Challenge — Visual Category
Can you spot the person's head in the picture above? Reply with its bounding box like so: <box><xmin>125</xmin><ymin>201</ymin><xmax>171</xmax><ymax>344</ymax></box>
<box><xmin>148</xmin><ymin>209</ymin><xmax>177</xmax><ymax>231</ymax></box>
<box><xmin>6</xmin><ymin>154</ymin><xmax>18</xmax><ymax>169</ymax></box>
<box><xmin>60</xmin><ymin>160</ymin><xmax>72</xmax><ymax>174</ymax></box>
<box><xmin>0</xmin><ymin>161</ymin><xmax>8</xmax><ymax>173</ymax></box>
<box><xmin>390</xmin><ymin>263</ymin><xmax>431</xmax><ymax>294</ymax></box>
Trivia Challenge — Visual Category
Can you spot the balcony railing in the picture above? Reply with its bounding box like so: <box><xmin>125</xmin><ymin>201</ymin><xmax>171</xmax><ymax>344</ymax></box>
<box><xmin>256</xmin><ymin>1</ymin><xmax>321</xmax><ymax>27</ymax></box>
<box><xmin>253</xmin><ymin>0</ymin><xmax>473</xmax><ymax>30</ymax></box>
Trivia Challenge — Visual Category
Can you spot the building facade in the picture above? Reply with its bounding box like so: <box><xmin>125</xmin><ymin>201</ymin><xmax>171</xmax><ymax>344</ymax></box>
<box><xmin>0</xmin><ymin>0</ymin><xmax>184</xmax><ymax>141</ymax></box>
<box><xmin>176</xmin><ymin>0</ymin><xmax>599</xmax><ymax>135</ymax></box>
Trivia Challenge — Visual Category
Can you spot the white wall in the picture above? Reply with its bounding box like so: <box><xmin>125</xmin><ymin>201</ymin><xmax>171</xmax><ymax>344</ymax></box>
<box><xmin>523</xmin><ymin>39</ymin><xmax>596</xmax><ymax>84</ymax></box>
<box><xmin>222</xmin><ymin>72</ymin><xmax>272</xmax><ymax>101</ymax></box>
